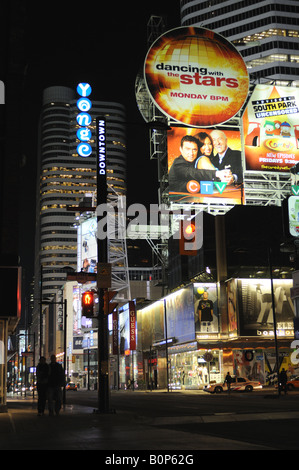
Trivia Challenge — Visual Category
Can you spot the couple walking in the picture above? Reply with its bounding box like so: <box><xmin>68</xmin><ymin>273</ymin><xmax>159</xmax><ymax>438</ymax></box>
<box><xmin>36</xmin><ymin>355</ymin><xmax>65</xmax><ymax>416</ymax></box>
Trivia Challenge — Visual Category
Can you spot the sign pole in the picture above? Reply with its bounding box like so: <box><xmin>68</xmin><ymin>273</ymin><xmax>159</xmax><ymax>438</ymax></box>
<box><xmin>95</xmin><ymin>117</ymin><xmax>110</xmax><ymax>413</ymax></box>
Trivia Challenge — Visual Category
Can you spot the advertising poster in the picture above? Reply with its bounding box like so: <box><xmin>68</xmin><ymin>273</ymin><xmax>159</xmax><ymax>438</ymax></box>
<box><xmin>137</xmin><ymin>301</ymin><xmax>164</xmax><ymax>351</ymax></box>
<box><xmin>226</xmin><ymin>279</ymin><xmax>238</xmax><ymax>337</ymax></box>
<box><xmin>237</xmin><ymin>279</ymin><xmax>294</xmax><ymax>337</ymax></box>
<box><xmin>166</xmin><ymin>285</ymin><xmax>195</xmax><ymax>343</ymax></box>
<box><xmin>288</xmin><ymin>195</ymin><xmax>299</xmax><ymax>236</ymax></box>
<box><xmin>233</xmin><ymin>350</ymin><xmax>266</xmax><ymax>384</ymax></box>
<box><xmin>144</xmin><ymin>27</ymin><xmax>249</xmax><ymax>127</ymax></box>
<box><xmin>168</xmin><ymin>126</ymin><xmax>243</xmax><ymax>204</ymax></box>
<box><xmin>193</xmin><ymin>283</ymin><xmax>219</xmax><ymax>337</ymax></box>
<box><xmin>243</xmin><ymin>84</ymin><xmax>299</xmax><ymax>172</ymax></box>
<box><xmin>118</xmin><ymin>304</ymin><xmax>131</xmax><ymax>354</ymax></box>
<box><xmin>79</xmin><ymin>217</ymin><xmax>97</xmax><ymax>273</ymax></box>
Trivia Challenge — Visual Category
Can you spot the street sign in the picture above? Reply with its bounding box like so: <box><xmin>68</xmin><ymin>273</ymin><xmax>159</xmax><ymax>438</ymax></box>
<box><xmin>97</xmin><ymin>262</ymin><xmax>112</xmax><ymax>288</ymax></box>
<box><xmin>67</xmin><ymin>272</ymin><xmax>97</xmax><ymax>284</ymax></box>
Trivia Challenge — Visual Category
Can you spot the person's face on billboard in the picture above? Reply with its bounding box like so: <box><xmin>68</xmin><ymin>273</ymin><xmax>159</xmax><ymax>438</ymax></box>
<box><xmin>211</xmin><ymin>131</ymin><xmax>227</xmax><ymax>155</ymax></box>
<box><xmin>201</xmin><ymin>137</ymin><xmax>213</xmax><ymax>157</ymax></box>
<box><xmin>180</xmin><ymin>140</ymin><xmax>198</xmax><ymax>162</ymax></box>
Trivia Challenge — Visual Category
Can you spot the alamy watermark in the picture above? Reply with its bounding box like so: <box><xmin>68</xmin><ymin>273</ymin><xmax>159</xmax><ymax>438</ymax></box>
<box><xmin>94</xmin><ymin>198</ymin><xmax>203</xmax><ymax>251</ymax></box>
<box><xmin>0</xmin><ymin>81</ymin><xmax>4</xmax><ymax>104</ymax></box>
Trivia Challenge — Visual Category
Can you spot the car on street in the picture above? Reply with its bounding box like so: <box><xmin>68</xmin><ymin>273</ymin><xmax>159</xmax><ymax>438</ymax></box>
<box><xmin>286</xmin><ymin>376</ymin><xmax>299</xmax><ymax>391</ymax></box>
<box><xmin>66</xmin><ymin>382</ymin><xmax>77</xmax><ymax>391</ymax></box>
<box><xmin>204</xmin><ymin>376</ymin><xmax>262</xmax><ymax>393</ymax></box>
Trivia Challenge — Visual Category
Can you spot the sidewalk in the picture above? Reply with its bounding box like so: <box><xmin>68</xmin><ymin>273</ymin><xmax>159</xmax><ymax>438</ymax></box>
<box><xmin>0</xmin><ymin>395</ymin><xmax>276</xmax><ymax>451</ymax></box>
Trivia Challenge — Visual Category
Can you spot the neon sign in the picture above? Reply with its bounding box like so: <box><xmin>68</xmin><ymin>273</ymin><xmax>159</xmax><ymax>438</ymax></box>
<box><xmin>96</xmin><ymin>117</ymin><xmax>107</xmax><ymax>205</ymax></box>
<box><xmin>76</xmin><ymin>83</ymin><xmax>92</xmax><ymax>157</ymax></box>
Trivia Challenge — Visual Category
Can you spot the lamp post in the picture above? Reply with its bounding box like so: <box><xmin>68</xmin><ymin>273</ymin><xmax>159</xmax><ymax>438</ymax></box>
<box><xmin>268</xmin><ymin>247</ymin><xmax>281</xmax><ymax>397</ymax></box>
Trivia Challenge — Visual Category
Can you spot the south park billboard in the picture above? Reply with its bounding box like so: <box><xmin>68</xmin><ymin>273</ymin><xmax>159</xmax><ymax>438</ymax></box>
<box><xmin>168</xmin><ymin>126</ymin><xmax>243</xmax><ymax>204</ymax></box>
<box><xmin>243</xmin><ymin>84</ymin><xmax>299</xmax><ymax>172</ymax></box>
<box><xmin>144</xmin><ymin>27</ymin><xmax>249</xmax><ymax>128</ymax></box>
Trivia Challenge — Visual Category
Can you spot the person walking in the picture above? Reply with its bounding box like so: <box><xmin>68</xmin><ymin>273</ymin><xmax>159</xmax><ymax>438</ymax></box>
<box><xmin>47</xmin><ymin>354</ymin><xmax>65</xmax><ymax>415</ymax></box>
<box><xmin>224</xmin><ymin>371</ymin><xmax>233</xmax><ymax>394</ymax></box>
<box><xmin>279</xmin><ymin>368</ymin><xmax>288</xmax><ymax>395</ymax></box>
<box><xmin>36</xmin><ymin>356</ymin><xmax>49</xmax><ymax>416</ymax></box>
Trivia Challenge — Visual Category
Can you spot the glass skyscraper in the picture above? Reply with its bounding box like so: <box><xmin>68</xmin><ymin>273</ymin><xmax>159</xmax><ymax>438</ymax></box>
<box><xmin>34</xmin><ymin>86</ymin><xmax>127</xmax><ymax>301</ymax></box>
<box><xmin>180</xmin><ymin>0</ymin><xmax>299</xmax><ymax>84</ymax></box>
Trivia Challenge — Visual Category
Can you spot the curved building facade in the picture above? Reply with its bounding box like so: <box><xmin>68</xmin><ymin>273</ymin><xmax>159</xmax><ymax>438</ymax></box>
<box><xmin>180</xmin><ymin>0</ymin><xmax>299</xmax><ymax>84</ymax></box>
<box><xmin>35</xmin><ymin>86</ymin><xmax>127</xmax><ymax>300</ymax></box>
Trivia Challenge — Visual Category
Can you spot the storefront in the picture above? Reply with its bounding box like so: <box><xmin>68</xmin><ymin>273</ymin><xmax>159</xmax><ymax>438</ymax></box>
<box><xmin>168</xmin><ymin>343</ymin><xmax>222</xmax><ymax>389</ymax></box>
<box><xmin>135</xmin><ymin>278</ymin><xmax>297</xmax><ymax>390</ymax></box>
<box><xmin>136</xmin><ymin>283</ymin><xmax>222</xmax><ymax>389</ymax></box>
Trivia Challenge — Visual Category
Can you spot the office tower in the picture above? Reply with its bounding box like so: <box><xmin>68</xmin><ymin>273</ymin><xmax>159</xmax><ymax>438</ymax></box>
<box><xmin>34</xmin><ymin>86</ymin><xmax>127</xmax><ymax>303</ymax></box>
<box><xmin>180</xmin><ymin>0</ymin><xmax>299</xmax><ymax>84</ymax></box>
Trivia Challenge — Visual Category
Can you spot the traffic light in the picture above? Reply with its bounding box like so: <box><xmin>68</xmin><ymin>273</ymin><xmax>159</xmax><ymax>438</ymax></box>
<box><xmin>179</xmin><ymin>219</ymin><xmax>197</xmax><ymax>256</ymax></box>
<box><xmin>82</xmin><ymin>290</ymin><xmax>95</xmax><ymax>318</ymax></box>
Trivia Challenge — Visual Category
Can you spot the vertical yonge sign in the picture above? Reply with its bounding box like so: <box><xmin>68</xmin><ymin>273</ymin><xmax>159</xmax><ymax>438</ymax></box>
<box><xmin>76</xmin><ymin>82</ymin><xmax>93</xmax><ymax>157</ymax></box>
<box><xmin>144</xmin><ymin>27</ymin><xmax>249</xmax><ymax>127</ymax></box>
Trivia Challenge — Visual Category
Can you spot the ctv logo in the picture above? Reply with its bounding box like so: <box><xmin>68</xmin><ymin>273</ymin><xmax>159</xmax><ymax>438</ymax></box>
<box><xmin>187</xmin><ymin>180</ymin><xmax>227</xmax><ymax>195</ymax></box>
<box><xmin>0</xmin><ymin>81</ymin><xmax>4</xmax><ymax>104</ymax></box>
<box><xmin>201</xmin><ymin>181</ymin><xmax>227</xmax><ymax>195</ymax></box>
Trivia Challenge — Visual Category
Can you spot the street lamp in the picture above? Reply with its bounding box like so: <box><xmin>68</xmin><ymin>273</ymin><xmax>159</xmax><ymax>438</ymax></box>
<box><xmin>268</xmin><ymin>248</ymin><xmax>281</xmax><ymax>397</ymax></box>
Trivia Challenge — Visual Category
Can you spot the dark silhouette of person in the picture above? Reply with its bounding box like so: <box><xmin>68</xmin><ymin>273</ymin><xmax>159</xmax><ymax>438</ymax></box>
<box><xmin>48</xmin><ymin>354</ymin><xmax>65</xmax><ymax>415</ymax></box>
<box><xmin>36</xmin><ymin>356</ymin><xmax>49</xmax><ymax>416</ymax></box>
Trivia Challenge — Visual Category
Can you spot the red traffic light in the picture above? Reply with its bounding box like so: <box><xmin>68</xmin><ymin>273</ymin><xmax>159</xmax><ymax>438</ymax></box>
<box><xmin>82</xmin><ymin>292</ymin><xmax>93</xmax><ymax>304</ymax></box>
<box><xmin>82</xmin><ymin>291</ymin><xmax>95</xmax><ymax>318</ymax></box>
<box><xmin>184</xmin><ymin>223</ymin><xmax>196</xmax><ymax>238</ymax></box>
<box><xmin>179</xmin><ymin>220</ymin><xmax>197</xmax><ymax>256</ymax></box>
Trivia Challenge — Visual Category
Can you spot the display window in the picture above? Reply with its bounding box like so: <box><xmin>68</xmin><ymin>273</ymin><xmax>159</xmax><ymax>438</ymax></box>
<box><xmin>169</xmin><ymin>349</ymin><xmax>222</xmax><ymax>390</ymax></box>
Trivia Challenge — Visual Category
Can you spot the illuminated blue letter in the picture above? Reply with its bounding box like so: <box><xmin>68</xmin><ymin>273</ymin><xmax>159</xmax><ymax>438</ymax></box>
<box><xmin>77</xmin><ymin>97</ymin><xmax>92</xmax><ymax>112</ymax></box>
<box><xmin>76</xmin><ymin>112</ymin><xmax>92</xmax><ymax>126</ymax></box>
<box><xmin>77</xmin><ymin>83</ymin><xmax>92</xmax><ymax>97</ymax></box>
<box><xmin>77</xmin><ymin>143</ymin><xmax>92</xmax><ymax>157</ymax></box>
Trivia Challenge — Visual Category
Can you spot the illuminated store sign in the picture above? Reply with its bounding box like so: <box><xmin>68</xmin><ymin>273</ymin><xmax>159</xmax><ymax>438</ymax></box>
<box><xmin>144</xmin><ymin>27</ymin><xmax>249</xmax><ymax>127</ymax></box>
<box><xmin>76</xmin><ymin>82</ymin><xmax>92</xmax><ymax>157</ymax></box>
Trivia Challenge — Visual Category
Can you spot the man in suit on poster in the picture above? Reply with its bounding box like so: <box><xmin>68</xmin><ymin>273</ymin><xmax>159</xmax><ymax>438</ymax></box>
<box><xmin>210</xmin><ymin>130</ymin><xmax>243</xmax><ymax>185</ymax></box>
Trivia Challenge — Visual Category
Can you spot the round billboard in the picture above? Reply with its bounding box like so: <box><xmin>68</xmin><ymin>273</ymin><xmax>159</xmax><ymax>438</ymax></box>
<box><xmin>144</xmin><ymin>27</ymin><xmax>249</xmax><ymax>127</ymax></box>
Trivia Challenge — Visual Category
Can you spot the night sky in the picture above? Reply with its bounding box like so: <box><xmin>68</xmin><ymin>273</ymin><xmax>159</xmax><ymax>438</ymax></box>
<box><xmin>22</xmin><ymin>1</ymin><xmax>181</xmax><ymax>203</ymax></box>
<box><xmin>12</xmin><ymin>1</ymin><xmax>180</xmax><ymax>306</ymax></box>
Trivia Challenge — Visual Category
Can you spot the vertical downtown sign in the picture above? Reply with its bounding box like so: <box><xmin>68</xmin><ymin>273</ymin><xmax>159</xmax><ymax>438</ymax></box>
<box><xmin>96</xmin><ymin>117</ymin><xmax>107</xmax><ymax>205</ymax></box>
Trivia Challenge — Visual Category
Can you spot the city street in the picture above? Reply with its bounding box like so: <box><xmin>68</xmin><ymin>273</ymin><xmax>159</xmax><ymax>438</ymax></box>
<box><xmin>1</xmin><ymin>388</ymin><xmax>299</xmax><ymax>452</ymax></box>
